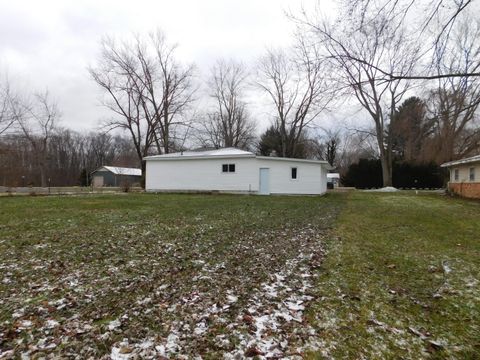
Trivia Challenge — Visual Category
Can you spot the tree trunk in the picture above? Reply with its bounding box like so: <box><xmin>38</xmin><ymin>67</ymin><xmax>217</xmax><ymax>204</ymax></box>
<box><xmin>140</xmin><ymin>160</ymin><xmax>146</xmax><ymax>189</ymax></box>
<box><xmin>380</xmin><ymin>154</ymin><xmax>393</xmax><ymax>187</ymax></box>
<box><xmin>39</xmin><ymin>165</ymin><xmax>47</xmax><ymax>187</ymax></box>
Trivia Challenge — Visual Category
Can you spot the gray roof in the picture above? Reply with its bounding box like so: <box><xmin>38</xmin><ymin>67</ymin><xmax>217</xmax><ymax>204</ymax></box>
<box><xmin>144</xmin><ymin>147</ymin><xmax>330</xmax><ymax>166</ymax></box>
<box><xmin>144</xmin><ymin>147</ymin><xmax>254</xmax><ymax>160</ymax></box>
<box><xmin>441</xmin><ymin>155</ymin><xmax>480</xmax><ymax>168</ymax></box>
<box><xmin>94</xmin><ymin>166</ymin><xmax>142</xmax><ymax>176</ymax></box>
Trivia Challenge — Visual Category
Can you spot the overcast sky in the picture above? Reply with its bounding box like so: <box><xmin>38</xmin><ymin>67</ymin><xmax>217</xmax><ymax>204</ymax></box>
<box><xmin>0</xmin><ymin>0</ymin><xmax>336</xmax><ymax>133</ymax></box>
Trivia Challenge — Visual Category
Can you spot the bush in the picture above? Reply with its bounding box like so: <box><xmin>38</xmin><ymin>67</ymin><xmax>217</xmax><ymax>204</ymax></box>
<box><xmin>342</xmin><ymin>159</ymin><xmax>383</xmax><ymax>189</ymax></box>
<box><xmin>342</xmin><ymin>159</ymin><xmax>446</xmax><ymax>189</ymax></box>
<box><xmin>393</xmin><ymin>162</ymin><xmax>445</xmax><ymax>189</ymax></box>
<box><xmin>120</xmin><ymin>180</ymin><xmax>132</xmax><ymax>193</ymax></box>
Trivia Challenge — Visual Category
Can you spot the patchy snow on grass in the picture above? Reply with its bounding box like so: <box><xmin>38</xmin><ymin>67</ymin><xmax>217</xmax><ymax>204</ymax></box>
<box><xmin>365</xmin><ymin>186</ymin><xmax>400</xmax><ymax>192</ymax></box>
<box><xmin>0</xmin><ymin>195</ymin><xmax>340</xmax><ymax>358</ymax></box>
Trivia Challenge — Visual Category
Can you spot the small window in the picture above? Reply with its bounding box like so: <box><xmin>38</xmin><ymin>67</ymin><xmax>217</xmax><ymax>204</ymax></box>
<box><xmin>291</xmin><ymin>167</ymin><xmax>297</xmax><ymax>179</ymax></box>
<box><xmin>222</xmin><ymin>164</ymin><xmax>235</xmax><ymax>173</ymax></box>
<box><xmin>454</xmin><ymin>169</ymin><xmax>459</xmax><ymax>181</ymax></box>
<box><xmin>469</xmin><ymin>167</ymin><xmax>475</xmax><ymax>181</ymax></box>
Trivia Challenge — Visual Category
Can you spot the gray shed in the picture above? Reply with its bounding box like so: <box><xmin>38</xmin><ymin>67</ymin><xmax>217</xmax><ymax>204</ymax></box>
<box><xmin>91</xmin><ymin>166</ymin><xmax>142</xmax><ymax>187</ymax></box>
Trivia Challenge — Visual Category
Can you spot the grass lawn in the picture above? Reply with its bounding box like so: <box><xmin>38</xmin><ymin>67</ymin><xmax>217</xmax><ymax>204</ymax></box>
<box><xmin>0</xmin><ymin>193</ymin><xmax>343</xmax><ymax>359</ymax></box>
<box><xmin>0</xmin><ymin>192</ymin><xmax>478</xmax><ymax>359</ymax></box>
<box><xmin>308</xmin><ymin>192</ymin><xmax>480</xmax><ymax>359</ymax></box>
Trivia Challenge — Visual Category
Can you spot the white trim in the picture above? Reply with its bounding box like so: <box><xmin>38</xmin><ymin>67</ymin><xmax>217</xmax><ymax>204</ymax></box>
<box><xmin>143</xmin><ymin>147</ymin><xmax>330</xmax><ymax>167</ymax></box>
<box><xmin>441</xmin><ymin>155</ymin><xmax>480</xmax><ymax>167</ymax></box>
<box><xmin>144</xmin><ymin>154</ymin><xmax>330</xmax><ymax>167</ymax></box>
<box><xmin>255</xmin><ymin>156</ymin><xmax>329</xmax><ymax>166</ymax></box>
<box><xmin>145</xmin><ymin>154</ymin><xmax>254</xmax><ymax>161</ymax></box>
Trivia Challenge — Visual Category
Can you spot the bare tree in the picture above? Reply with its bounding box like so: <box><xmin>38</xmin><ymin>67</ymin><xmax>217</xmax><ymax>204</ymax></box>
<box><xmin>302</xmin><ymin>7</ymin><xmax>420</xmax><ymax>186</ymax></box>
<box><xmin>1</xmin><ymin>129</ymin><xmax>140</xmax><ymax>187</ymax></box>
<box><xmin>295</xmin><ymin>0</ymin><xmax>478</xmax><ymax>82</ymax></box>
<box><xmin>337</xmin><ymin>131</ymin><xmax>379</xmax><ymax>175</ymax></box>
<box><xmin>141</xmin><ymin>31</ymin><xmax>197</xmax><ymax>153</ymax></box>
<box><xmin>427</xmin><ymin>15</ymin><xmax>480</xmax><ymax>163</ymax></box>
<box><xmin>0</xmin><ymin>78</ymin><xmax>15</xmax><ymax>135</ymax></box>
<box><xmin>197</xmin><ymin>59</ymin><xmax>256</xmax><ymax>149</ymax></box>
<box><xmin>13</xmin><ymin>91</ymin><xmax>59</xmax><ymax>187</ymax></box>
<box><xmin>256</xmin><ymin>38</ymin><xmax>332</xmax><ymax>158</ymax></box>
<box><xmin>89</xmin><ymin>30</ymin><xmax>196</xmax><ymax>177</ymax></box>
<box><xmin>323</xmin><ymin>130</ymin><xmax>340</xmax><ymax>167</ymax></box>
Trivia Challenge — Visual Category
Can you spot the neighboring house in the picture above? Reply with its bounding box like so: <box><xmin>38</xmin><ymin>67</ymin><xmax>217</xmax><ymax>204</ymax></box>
<box><xmin>327</xmin><ymin>173</ymin><xmax>341</xmax><ymax>189</ymax></box>
<box><xmin>144</xmin><ymin>148</ymin><xmax>331</xmax><ymax>195</ymax></box>
<box><xmin>441</xmin><ymin>155</ymin><xmax>480</xmax><ymax>199</ymax></box>
<box><xmin>90</xmin><ymin>166</ymin><xmax>142</xmax><ymax>187</ymax></box>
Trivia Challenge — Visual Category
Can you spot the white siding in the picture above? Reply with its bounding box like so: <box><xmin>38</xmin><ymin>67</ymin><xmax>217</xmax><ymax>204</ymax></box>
<box><xmin>146</xmin><ymin>157</ymin><xmax>327</xmax><ymax>195</ymax></box>
<box><xmin>450</xmin><ymin>163</ymin><xmax>480</xmax><ymax>183</ymax></box>
<box><xmin>146</xmin><ymin>158</ymin><xmax>258</xmax><ymax>193</ymax></box>
<box><xmin>255</xmin><ymin>159</ymin><xmax>325</xmax><ymax>195</ymax></box>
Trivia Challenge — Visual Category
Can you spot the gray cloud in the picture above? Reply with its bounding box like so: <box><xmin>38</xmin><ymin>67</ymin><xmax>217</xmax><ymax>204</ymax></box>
<box><xmin>0</xmin><ymin>0</ymin><xmax>329</xmax><ymax>132</ymax></box>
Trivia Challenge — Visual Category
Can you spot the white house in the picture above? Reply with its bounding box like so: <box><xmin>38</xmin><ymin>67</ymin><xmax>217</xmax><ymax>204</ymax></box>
<box><xmin>144</xmin><ymin>148</ymin><xmax>331</xmax><ymax>195</ymax></box>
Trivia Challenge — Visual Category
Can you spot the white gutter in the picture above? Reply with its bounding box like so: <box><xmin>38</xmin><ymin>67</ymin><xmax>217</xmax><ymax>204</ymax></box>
<box><xmin>441</xmin><ymin>155</ymin><xmax>480</xmax><ymax>168</ymax></box>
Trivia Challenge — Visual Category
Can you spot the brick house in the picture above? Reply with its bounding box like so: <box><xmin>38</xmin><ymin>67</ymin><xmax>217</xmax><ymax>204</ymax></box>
<box><xmin>441</xmin><ymin>155</ymin><xmax>480</xmax><ymax>199</ymax></box>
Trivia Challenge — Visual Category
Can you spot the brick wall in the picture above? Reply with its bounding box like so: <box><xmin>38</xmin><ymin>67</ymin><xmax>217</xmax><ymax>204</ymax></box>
<box><xmin>449</xmin><ymin>182</ymin><xmax>480</xmax><ymax>199</ymax></box>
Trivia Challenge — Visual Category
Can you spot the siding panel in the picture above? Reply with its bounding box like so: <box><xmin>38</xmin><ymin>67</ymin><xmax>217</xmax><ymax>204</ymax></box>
<box><xmin>146</xmin><ymin>157</ymin><xmax>327</xmax><ymax>195</ymax></box>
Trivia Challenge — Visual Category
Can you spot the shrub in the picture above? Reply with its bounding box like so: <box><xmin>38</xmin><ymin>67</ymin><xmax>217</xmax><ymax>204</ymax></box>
<box><xmin>342</xmin><ymin>159</ymin><xmax>446</xmax><ymax>189</ymax></box>
<box><xmin>341</xmin><ymin>159</ymin><xmax>383</xmax><ymax>189</ymax></box>
<box><xmin>120</xmin><ymin>180</ymin><xmax>132</xmax><ymax>193</ymax></box>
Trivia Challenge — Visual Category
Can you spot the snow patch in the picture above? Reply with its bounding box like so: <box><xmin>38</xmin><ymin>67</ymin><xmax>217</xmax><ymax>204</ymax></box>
<box><xmin>365</xmin><ymin>186</ymin><xmax>399</xmax><ymax>192</ymax></box>
<box><xmin>108</xmin><ymin>319</ymin><xmax>121</xmax><ymax>331</ymax></box>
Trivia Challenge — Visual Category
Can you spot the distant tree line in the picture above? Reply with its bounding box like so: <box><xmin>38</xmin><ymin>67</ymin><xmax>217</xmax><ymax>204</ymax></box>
<box><xmin>0</xmin><ymin>130</ymin><xmax>138</xmax><ymax>187</ymax></box>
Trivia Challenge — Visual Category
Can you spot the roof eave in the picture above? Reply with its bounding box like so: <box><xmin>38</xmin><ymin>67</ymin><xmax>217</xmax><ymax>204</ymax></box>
<box><xmin>143</xmin><ymin>154</ymin><xmax>256</xmax><ymax>161</ymax></box>
<box><xmin>255</xmin><ymin>155</ymin><xmax>331</xmax><ymax>166</ymax></box>
<box><xmin>441</xmin><ymin>157</ymin><xmax>480</xmax><ymax>168</ymax></box>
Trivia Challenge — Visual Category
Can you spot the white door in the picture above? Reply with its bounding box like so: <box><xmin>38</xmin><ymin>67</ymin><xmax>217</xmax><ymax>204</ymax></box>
<box><xmin>93</xmin><ymin>176</ymin><xmax>104</xmax><ymax>187</ymax></box>
<box><xmin>259</xmin><ymin>168</ymin><xmax>270</xmax><ymax>195</ymax></box>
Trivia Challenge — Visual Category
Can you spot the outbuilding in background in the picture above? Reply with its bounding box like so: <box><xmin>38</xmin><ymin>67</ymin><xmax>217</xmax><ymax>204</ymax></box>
<box><xmin>90</xmin><ymin>166</ymin><xmax>142</xmax><ymax>188</ymax></box>
<box><xmin>327</xmin><ymin>173</ymin><xmax>340</xmax><ymax>189</ymax></box>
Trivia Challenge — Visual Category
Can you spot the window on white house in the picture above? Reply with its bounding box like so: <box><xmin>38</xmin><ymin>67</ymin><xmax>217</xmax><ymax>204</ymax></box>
<box><xmin>454</xmin><ymin>169</ymin><xmax>459</xmax><ymax>181</ymax></box>
<box><xmin>291</xmin><ymin>167</ymin><xmax>297</xmax><ymax>179</ymax></box>
<box><xmin>222</xmin><ymin>164</ymin><xmax>235</xmax><ymax>173</ymax></box>
<box><xmin>470</xmin><ymin>167</ymin><xmax>475</xmax><ymax>181</ymax></box>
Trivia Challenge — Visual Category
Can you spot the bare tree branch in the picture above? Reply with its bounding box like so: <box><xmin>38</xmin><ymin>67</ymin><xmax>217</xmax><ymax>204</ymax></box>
<box><xmin>196</xmin><ymin>59</ymin><xmax>256</xmax><ymax>150</ymax></box>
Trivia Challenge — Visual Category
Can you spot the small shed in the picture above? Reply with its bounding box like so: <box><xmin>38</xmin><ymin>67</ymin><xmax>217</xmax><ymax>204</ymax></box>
<box><xmin>327</xmin><ymin>173</ymin><xmax>341</xmax><ymax>189</ymax></box>
<box><xmin>144</xmin><ymin>148</ymin><xmax>331</xmax><ymax>195</ymax></box>
<box><xmin>91</xmin><ymin>166</ymin><xmax>142</xmax><ymax>187</ymax></box>
<box><xmin>441</xmin><ymin>155</ymin><xmax>480</xmax><ymax>199</ymax></box>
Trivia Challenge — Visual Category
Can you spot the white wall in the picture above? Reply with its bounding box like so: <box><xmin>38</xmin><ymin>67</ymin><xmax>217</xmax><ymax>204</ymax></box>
<box><xmin>146</xmin><ymin>157</ymin><xmax>327</xmax><ymax>195</ymax></box>
<box><xmin>450</xmin><ymin>163</ymin><xmax>480</xmax><ymax>183</ymax></box>
<box><xmin>256</xmin><ymin>158</ymin><xmax>325</xmax><ymax>195</ymax></box>
<box><xmin>146</xmin><ymin>158</ymin><xmax>258</xmax><ymax>193</ymax></box>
